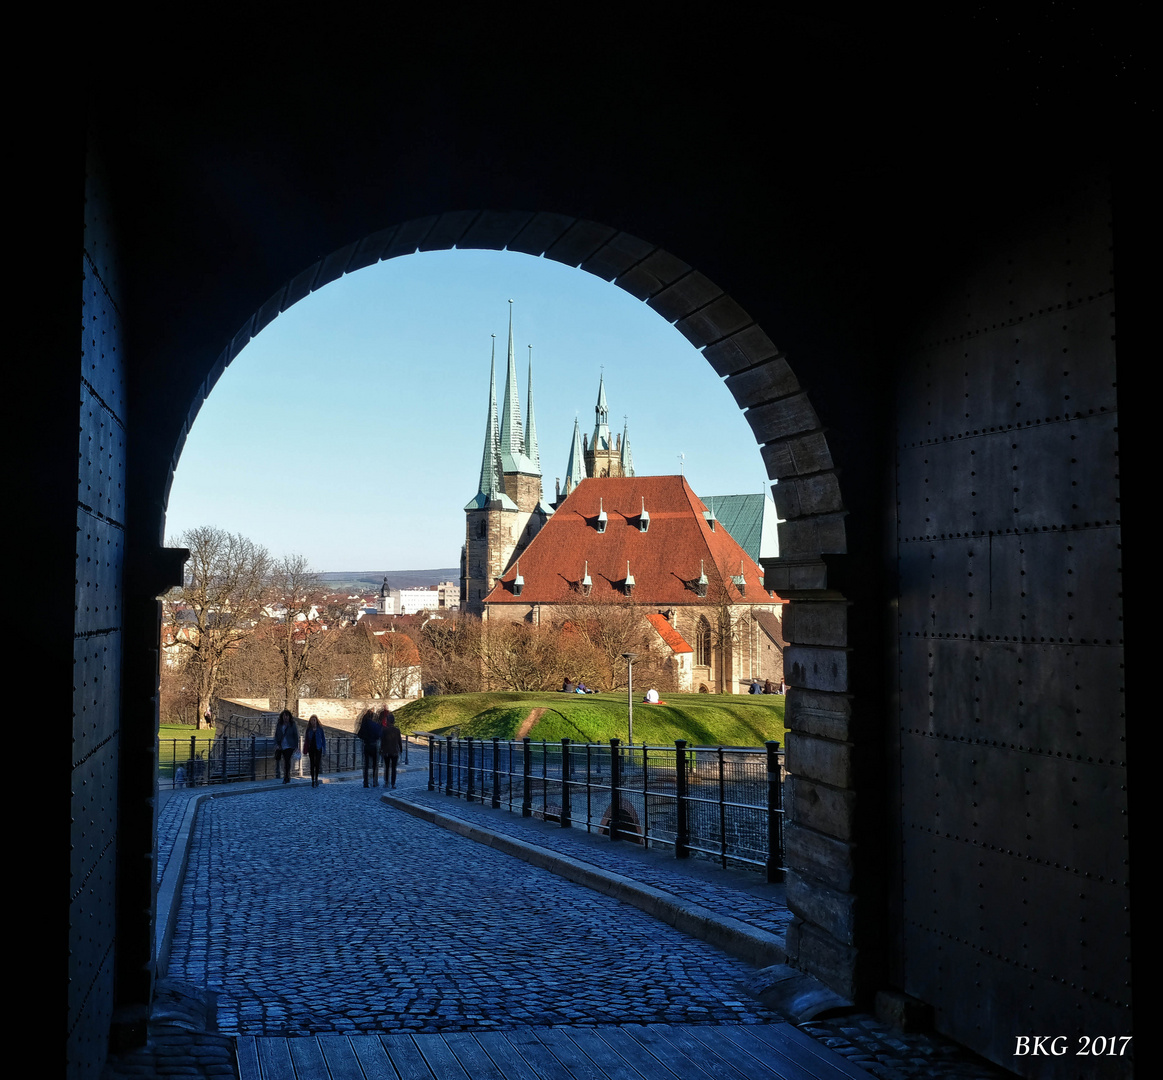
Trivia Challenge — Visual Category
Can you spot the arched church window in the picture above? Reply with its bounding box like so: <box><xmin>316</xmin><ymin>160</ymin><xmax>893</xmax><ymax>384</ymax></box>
<box><xmin>696</xmin><ymin>617</ymin><xmax>712</xmax><ymax>667</ymax></box>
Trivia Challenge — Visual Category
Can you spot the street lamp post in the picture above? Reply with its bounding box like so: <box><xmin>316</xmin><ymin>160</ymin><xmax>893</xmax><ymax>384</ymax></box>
<box><xmin>621</xmin><ymin>651</ymin><xmax>639</xmax><ymax>745</ymax></box>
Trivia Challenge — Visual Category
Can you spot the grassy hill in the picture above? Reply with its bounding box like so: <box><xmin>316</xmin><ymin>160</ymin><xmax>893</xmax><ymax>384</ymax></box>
<box><xmin>396</xmin><ymin>691</ymin><xmax>785</xmax><ymax>748</ymax></box>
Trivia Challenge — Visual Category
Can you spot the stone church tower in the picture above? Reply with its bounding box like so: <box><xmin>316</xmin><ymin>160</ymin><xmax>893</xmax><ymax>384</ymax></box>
<box><xmin>554</xmin><ymin>374</ymin><xmax>636</xmax><ymax>507</ymax></box>
<box><xmin>583</xmin><ymin>372</ymin><xmax>634</xmax><ymax>479</ymax></box>
<box><xmin>461</xmin><ymin>303</ymin><xmax>552</xmax><ymax>614</ymax></box>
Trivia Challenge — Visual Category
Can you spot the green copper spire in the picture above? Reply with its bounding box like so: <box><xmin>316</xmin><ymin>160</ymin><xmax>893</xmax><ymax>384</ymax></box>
<box><xmin>563</xmin><ymin>415</ymin><xmax>587</xmax><ymax>496</ymax></box>
<box><xmin>525</xmin><ymin>344</ymin><xmax>541</xmax><ymax>476</ymax></box>
<box><xmin>499</xmin><ymin>300</ymin><xmax>537</xmax><ymax>476</ymax></box>
<box><xmin>466</xmin><ymin>335</ymin><xmax>516</xmax><ymax>510</ymax></box>
<box><xmin>591</xmin><ymin>370</ymin><xmax>611</xmax><ymax>451</ymax></box>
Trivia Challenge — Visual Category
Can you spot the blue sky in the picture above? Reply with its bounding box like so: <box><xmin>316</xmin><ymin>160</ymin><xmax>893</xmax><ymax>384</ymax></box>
<box><xmin>165</xmin><ymin>249</ymin><xmax>770</xmax><ymax>571</ymax></box>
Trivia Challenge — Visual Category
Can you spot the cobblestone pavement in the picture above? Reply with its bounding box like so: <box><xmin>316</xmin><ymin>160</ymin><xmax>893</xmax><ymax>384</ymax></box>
<box><xmin>105</xmin><ymin>761</ymin><xmax>1016</xmax><ymax>1079</ymax></box>
<box><xmin>157</xmin><ymin>789</ymin><xmax>198</xmax><ymax>883</ymax></box>
<box><xmin>402</xmin><ymin>777</ymin><xmax>792</xmax><ymax>940</ymax></box>
<box><xmin>403</xmin><ymin>774</ymin><xmax>1014</xmax><ymax>1080</ymax></box>
<box><xmin>167</xmin><ymin>774</ymin><xmax>785</xmax><ymax>1037</ymax></box>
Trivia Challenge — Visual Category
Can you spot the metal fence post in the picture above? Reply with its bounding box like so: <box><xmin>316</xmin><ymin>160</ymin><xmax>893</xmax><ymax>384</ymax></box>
<box><xmin>766</xmin><ymin>740</ymin><xmax>784</xmax><ymax>883</ymax></box>
<box><xmin>445</xmin><ymin>735</ymin><xmax>454</xmax><ymax>795</ymax></box>
<box><xmin>541</xmin><ymin>740</ymin><xmax>548</xmax><ymax>817</ymax></box>
<box><xmin>492</xmin><ymin>738</ymin><xmax>501</xmax><ymax>808</ymax></box>
<box><xmin>521</xmin><ymin>737</ymin><xmax>532</xmax><ymax>817</ymax></box>
<box><xmin>641</xmin><ymin>744</ymin><xmax>649</xmax><ymax>848</ymax></box>
<box><xmin>250</xmin><ymin>736</ymin><xmax>257</xmax><ymax>782</ymax></box>
<box><xmin>718</xmin><ymin>746</ymin><xmax>727</xmax><ymax>868</ymax></box>
<box><xmin>609</xmin><ymin>738</ymin><xmax>621</xmax><ymax>842</ymax></box>
<box><xmin>428</xmin><ymin>736</ymin><xmax>435</xmax><ymax>791</ymax></box>
<box><xmin>466</xmin><ymin>737</ymin><xmax>476</xmax><ymax>802</ymax></box>
<box><xmin>560</xmin><ymin>739</ymin><xmax>572</xmax><ymax>827</ymax></box>
<box><xmin>674</xmin><ymin>739</ymin><xmax>689</xmax><ymax>859</ymax></box>
<box><xmin>585</xmin><ymin>743</ymin><xmax>593</xmax><ymax>831</ymax></box>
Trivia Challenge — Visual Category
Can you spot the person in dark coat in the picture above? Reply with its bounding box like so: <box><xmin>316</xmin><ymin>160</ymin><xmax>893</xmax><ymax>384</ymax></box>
<box><xmin>303</xmin><ymin>714</ymin><xmax>327</xmax><ymax>788</ymax></box>
<box><xmin>274</xmin><ymin>709</ymin><xmax>299</xmax><ymax>784</ymax></box>
<box><xmin>380</xmin><ymin>710</ymin><xmax>403</xmax><ymax>789</ymax></box>
<box><xmin>357</xmin><ymin>709</ymin><xmax>383</xmax><ymax>787</ymax></box>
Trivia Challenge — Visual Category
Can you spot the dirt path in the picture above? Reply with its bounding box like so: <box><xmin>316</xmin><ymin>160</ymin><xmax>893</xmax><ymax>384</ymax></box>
<box><xmin>515</xmin><ymin>707</ymin><xmax>548</xmax><ymax>740</ymax></box>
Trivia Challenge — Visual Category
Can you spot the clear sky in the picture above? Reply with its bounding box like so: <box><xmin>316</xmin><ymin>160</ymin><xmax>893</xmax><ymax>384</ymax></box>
<box><xmin>165</xmin><ymin>249</ymin><xmax>771</xmax><ymax>572</ymax></box>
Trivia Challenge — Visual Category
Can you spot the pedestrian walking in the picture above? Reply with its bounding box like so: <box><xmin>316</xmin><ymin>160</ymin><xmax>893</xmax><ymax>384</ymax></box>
<box><xmin>380</xmin><ymin>710</ymin><xmax>403</xmax><ymax>789</ymax></box>
<box><xmin>357</xmin><ymin>709</ymin><xmax>383</xmax><ymax>787</ymax></box>
<box><xmin>274</xmin><ymin>709</ymin><xmax>300</xmax><ymax>784</ymax></box>
<box><xmin>303</xmin><ymin>714</ymin><xmax>327</xmax><ymax>788</ymax></box>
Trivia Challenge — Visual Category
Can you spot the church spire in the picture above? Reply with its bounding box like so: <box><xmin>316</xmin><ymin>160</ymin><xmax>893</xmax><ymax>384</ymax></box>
<box><xmin>525</xmin><ymin>344</ymin><xmax>541</xmax><ymax>476</ymax></box>
<box><xmin>466</xmin><ymin>335</ymin><xmax>516</xmax><ymax>510</ymax></box>
<box><xmin>621</xmin><ymin>417</ymin><xmax>634</xmax><ymax>477</ymax></box>
<box><xmin>562</xmin><ymin>415</ymin><xmax>587</xmax><ymax>497</ymax></box>
<box><xmin>591</xmin><ymin>370</ymin><xmax>611</xmax><ymax>451</ymax></box>
<box><xmin>498</xmin><ymin>300</ymin><xmax>537</xmax><ymax>475</ymax></box>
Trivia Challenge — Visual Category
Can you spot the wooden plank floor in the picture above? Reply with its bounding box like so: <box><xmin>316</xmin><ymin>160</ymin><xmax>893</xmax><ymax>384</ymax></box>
<box><xmin>237</xmin><ymin>1024</ymin><xmax>874</xmax><ymax>1080</ymax></box>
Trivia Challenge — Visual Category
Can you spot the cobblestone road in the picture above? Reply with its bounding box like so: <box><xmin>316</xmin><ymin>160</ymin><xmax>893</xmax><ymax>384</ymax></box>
<box><xmin>167</xmin><ymin>775</ymin><xmax>783</xmax><ymax>1038</ymax></box>
<box><xmin>402</xmin><ymin>783</ymin><xmax>792</xmax><ymax>940</ymax></box>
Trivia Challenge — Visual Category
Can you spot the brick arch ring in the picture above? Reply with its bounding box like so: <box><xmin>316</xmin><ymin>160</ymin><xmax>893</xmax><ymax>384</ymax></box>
<box><xmin>164</xmin><ymin>209</ymin><xmax>848</xmax><ymax>585</ymax></box>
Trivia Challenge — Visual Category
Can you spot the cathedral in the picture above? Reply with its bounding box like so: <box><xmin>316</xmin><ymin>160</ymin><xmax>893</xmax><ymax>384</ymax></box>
<box><xmin>459</xmin><ymin>304</ymin><xmax>636</xmax><ymax>614</ymax></box>
<box><xmin>458</xmin><ymin>307</ymin><xmax>786</xmax><ymax>692</ymax></box>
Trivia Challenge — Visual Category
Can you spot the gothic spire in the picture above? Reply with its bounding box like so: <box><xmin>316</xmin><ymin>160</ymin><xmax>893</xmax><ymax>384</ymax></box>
<box><xmin>563</xmin><ymin>415</ymin><xmax>587</xmax><ymax>496</ymax></box>
<box><xmin>498</xmin><ymin>300</ymin><xmax>537</xmax><ymax>475</ymax></box>
<box><xmin>525</xmin><ymin>344</ymin><xmax>541</xmax><ymax>476</ymax></box>
<box><xmin>466</xmin><ymin>335</ymin><xmax>516</xmax><ymax>510</ymax></box>
<box><xmin>620</xmin><ymin>417</ymin><xmax>634</xmax><ymax>477</ymax></box>
<box><xmin>591</xmin><ymin>370</ymin><xmax>611</xmax><ymax>451</ymax></box>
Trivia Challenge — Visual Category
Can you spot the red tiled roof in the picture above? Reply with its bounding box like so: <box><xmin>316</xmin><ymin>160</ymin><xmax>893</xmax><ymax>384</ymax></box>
<box><xmin>645</xmin><ymin>613</ymin><xmax>693</xmax><ymax>653</ymax></box>
<box><xmin>753</xmin><ymin>609</ymin><xmax>786</xmax><ymax>646</ymax></box>
<box><xmin>485</xmin><ymin>476</ymin><xmax>784</xmax><ymax>606</ymax></box>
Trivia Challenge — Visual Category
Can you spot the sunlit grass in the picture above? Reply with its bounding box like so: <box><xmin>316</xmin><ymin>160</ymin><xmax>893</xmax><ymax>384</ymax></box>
<box><xmin>397</xmin><ymin>691</ymin><xmax>785</xmax><ymax>748</ymax></box>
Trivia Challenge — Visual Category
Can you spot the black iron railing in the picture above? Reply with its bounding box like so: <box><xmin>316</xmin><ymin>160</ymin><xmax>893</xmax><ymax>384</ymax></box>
<box><xmin>159</xmin><ymin>727</ymin><xmax>420</xmax><ymax>788</ymax></box>
<box><xmin>427</xmin><ymin>735</ymin><xmax>785</xmax><ymax>881</ymax></box>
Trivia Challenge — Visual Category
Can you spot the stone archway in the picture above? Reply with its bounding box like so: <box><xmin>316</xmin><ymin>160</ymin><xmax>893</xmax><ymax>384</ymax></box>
<box><xmin>160</xmin><ymin>209</ymin><xmax>859</xmax><ymax>1002</ymax></box>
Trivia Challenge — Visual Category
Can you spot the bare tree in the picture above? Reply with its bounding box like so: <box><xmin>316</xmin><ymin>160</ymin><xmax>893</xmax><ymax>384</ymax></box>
<box><xmin>166</xmin><ymin>527</ymin><xmax>271</xmax><ymax>726</ymax></box>
<box><xmin>417</xmin><ymin>614</ymin><xmax>483</xmax><ymax>694</ymax></box>
<box><xmin>551</xmin><ymin>596</ymin><xmax>676</xmax><ymax>692</ymax></box>
<box><xmin>698</xmin><ymin>561</ymin><xmax>758</xmax><ymax>692</ymax></box>
<box><xmin>475</xmin><ymin>619</ymin><xmax>560</xmax><ymax>691</ymax></box>
<box><xmin>266</xmin><ymin>554</ymin><xmax>325</xmax><ymax>715</ymax></box>
<box><xmin>335</xmin><ymin>622</ymin><xmax>422</xmax><ymax>699</ymax></box>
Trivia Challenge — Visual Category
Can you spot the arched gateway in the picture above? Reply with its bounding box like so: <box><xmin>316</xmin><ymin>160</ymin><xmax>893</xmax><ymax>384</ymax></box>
<box><xmin>67</xmin><ymin>49</ymin><xmax>1131</xmax><ymax>1075</ymax></box>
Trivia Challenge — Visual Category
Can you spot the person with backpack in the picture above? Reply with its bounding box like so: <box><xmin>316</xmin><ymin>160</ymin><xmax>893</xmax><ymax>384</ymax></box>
<box><xmin>380</xmin><ymin>710</ymin><xmax>403</xmax><ymax>789</ymax></box>
<box><xmin>357</xmin><ymin>709</ymin><xmax>383</xmax><ymax>787</ymax></box>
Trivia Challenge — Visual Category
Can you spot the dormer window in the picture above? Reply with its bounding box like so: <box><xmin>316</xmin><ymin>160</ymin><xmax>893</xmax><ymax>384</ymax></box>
<box><xmin>732</xmin><ymin>560</ymin><xmax>746</xmax><ymax>596</ymax></box>
<box><xmin>703</xmin><ymin>510</ymin><xmax>716</xmax><ymax>531</ymax></box>
<box><xmin>623</xmin><ymin>561</ymin><xmax>635</xmax><ymax>597</ymax></box>
<box><xmin>581</xmin><ymin>560</ymin><xmax>592</xmax><ymax>597</ymax></box>
<box><xmin>695</xmin><ymin>559</ymin><xmax>708</xmax><ymax>598</ymax></box>
<box><xmin>596</xmin><ymin>498</ymin><xmax>608</xmax><ymax>533</ymax></box>
<box><xmin>512</xmin><ymin>561</ymin><xmax>524</xmax><ymax>597</ymax></box>
<box><xmin>638</xmin><ymin>496</ymin><xmax>650</xmax><ymax>533</ymax></box>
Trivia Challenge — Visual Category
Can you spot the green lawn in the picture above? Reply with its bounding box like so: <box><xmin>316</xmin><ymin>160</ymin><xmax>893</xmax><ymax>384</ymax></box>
<box><xmin>396</xmin><ymin>691</ymin><xmax>785</xmax><ymax>748</ymax></box>
<box><xmin>158</xmin><ymin>724</ymin><xmax>217</xmax><ymax>779</ymax></box>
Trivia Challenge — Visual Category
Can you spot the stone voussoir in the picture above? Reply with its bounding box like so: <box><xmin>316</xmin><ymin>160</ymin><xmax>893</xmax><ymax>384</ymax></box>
<box><xmin>785</xmin><ymin>730</ymin><xmax>853</xmax><ymax>789</ymax></box>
